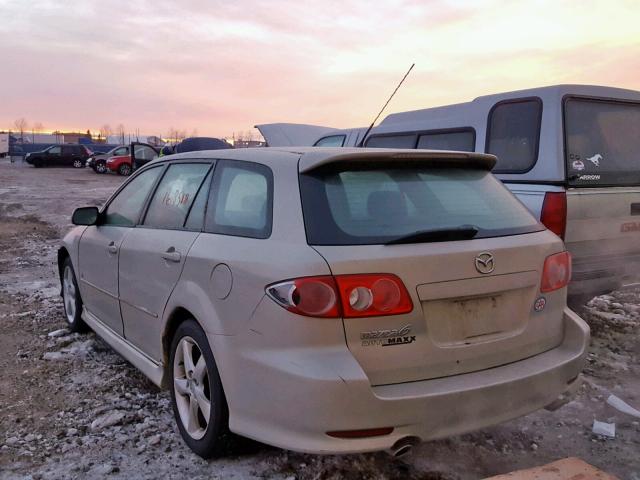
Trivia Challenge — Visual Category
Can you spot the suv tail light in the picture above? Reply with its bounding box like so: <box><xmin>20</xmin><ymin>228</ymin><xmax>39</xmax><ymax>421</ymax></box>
<box><xmin>541</xmin><ymin>251</ymin><xmax>572</xmax><ymax>293</ymax></box>
<box><xmin>266</xmin><ymin>274</ymin><xmax>413</xmax><ymax>318</ymax></box>
<box><xmin>540</xmin><ymin>192</ymin><xmax>567</xmax><ymax>239</ymax></box>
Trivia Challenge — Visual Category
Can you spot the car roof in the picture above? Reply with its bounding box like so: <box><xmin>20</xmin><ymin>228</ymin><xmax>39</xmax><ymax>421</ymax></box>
<box><xmin>152</xmin><ymin>147</ymin><xmax>497</xmax><ymax>172</ymax></box>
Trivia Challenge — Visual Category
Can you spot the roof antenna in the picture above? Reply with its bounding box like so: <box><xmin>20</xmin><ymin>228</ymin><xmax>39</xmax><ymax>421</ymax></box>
<box><xmin>357</xmin><ymin>63</ymin><xmax>415</xmax><ymax>147</ymax></box>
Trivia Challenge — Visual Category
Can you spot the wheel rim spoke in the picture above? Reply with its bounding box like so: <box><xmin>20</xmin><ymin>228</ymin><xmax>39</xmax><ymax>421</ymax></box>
<box><xmin>193</xmin><ymin>385</ymin><xmax>211</xmax><ymax>420</ymax></box>
<box><xmin>174</xmin><ymin>378</ymin><xmax>189</xmax><ymax>396</ymax></box>
<box><xmin>194</xmin><ymin>356</ymin><xmax>207</xmax><ymax>383</ymax></box>
<box><xmin>187</xmin><ymin>394</ymin><xmax>200</xmax><ymax>434</ymax></box>
<box><xmin>182</xmin><ymin>340</ymin><xmax>195</xmax><ymax>374</ymax></box>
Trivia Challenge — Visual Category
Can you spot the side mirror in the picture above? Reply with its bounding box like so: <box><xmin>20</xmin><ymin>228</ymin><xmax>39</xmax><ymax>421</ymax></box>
<box><xmin>72</xmin><ymin>206</ymin><xmax>99</xmax><ymax>226</ymax></box>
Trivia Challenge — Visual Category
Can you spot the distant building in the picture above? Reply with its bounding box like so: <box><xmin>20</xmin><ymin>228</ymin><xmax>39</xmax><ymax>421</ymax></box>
<box><xmin>58</xmin><ymin>131</ymin><xmax>92</xmax><ymax>144</ymax></box>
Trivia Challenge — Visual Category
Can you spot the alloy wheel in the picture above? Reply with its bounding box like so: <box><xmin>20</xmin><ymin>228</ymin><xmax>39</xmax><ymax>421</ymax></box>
<box><xmin>173</xmin><ymin>337</ymin><xmax>211</xmax><ymax>440</ymax></box>
<box><xmin>73</xmin><ymin>159</ymin><xmax>83</xmax><ymax>168</ymax></box>
<box><xmin>62</xmin><ymin>266</ymin><xmax>76</xmax><ymax>324</ymax></box>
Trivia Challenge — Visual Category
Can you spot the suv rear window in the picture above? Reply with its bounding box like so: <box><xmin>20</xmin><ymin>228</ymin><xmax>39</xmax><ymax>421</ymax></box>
<box><xmin>486</xmin><ymin>98</ymin><xmax>542</xmax><ymax>173</ymax></box>
<box><xmin>565</xmin><ymin>97</ymin><xmax>640</xmax><ymax>186</ymax></box>
<box><xmin>299</xmin><ymin>163</ymin><xmax>542</xmax><ymax>245</ymax></box>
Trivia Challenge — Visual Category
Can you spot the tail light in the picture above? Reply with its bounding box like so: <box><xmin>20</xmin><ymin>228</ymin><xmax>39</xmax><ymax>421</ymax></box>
<box><xmin>266</xmin><ymin>274</ymin><xmax>413</xmax><ymax>318</ymax></box>
<box><xmin>541</xmin><ymin>251</ymin><xmax>572</xmax><ymax>292</ymax></box>
<box><xmin>540</xmin><ymin>192</ymin><xmax>567</xmax><ymax>239</ymax></box>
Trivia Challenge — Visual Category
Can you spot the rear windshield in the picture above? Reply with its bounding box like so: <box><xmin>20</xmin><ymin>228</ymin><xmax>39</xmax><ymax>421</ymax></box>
<box><xmin>299</xmin><ymin>164</ymin><xmax>542</xmax><ymax>245</ymax></box>
<box><xmin>565</xmin><ymin>98</ymin><xmax>640</xmax><ymax>186</ymax></box>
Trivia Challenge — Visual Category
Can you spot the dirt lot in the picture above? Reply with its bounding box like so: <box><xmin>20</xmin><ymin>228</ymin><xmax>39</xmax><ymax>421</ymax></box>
<box><xmin>0</xmin><ymin>160</ymin><xmax>639</xmax><ymax>480</ymax></box>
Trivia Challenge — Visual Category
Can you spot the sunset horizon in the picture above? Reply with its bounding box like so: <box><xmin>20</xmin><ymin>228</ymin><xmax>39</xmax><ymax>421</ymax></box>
<box><xmin>1</xmin><ymin>0</ymin><xmax>639</xmax><ymax>138</ymax></box>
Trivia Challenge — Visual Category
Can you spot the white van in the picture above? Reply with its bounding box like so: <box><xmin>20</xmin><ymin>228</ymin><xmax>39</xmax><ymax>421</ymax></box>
<box><xmin>256</xmin><ymin>85</ymin><xmax>640</xmax><ymax>299</ymax></box>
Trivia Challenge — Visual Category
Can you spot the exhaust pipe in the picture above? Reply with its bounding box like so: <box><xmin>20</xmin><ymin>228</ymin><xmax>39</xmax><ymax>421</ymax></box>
<box><xmin>388</xmin><ymin>436</ymin><xmax>420</xmax><ymax>458</ymax></box>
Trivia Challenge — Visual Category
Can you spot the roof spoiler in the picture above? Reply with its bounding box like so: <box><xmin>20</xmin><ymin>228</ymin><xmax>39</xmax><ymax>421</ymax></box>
<box><xmin>298</xmin><ymin>149</ymin><xmax>497</xmax><ymax>173</ymax></box>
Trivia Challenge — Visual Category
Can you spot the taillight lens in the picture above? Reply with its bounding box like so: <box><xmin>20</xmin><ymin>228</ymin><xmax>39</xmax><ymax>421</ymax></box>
<box><xmin>540</xmin><ymin>192</ymin><xmax>567</xmax><ymax>239</ymax></box>
<box><xmin>266</xmin><ymin>276</ymin><xmax>339</xmax><ymax>318</ymax></box>
<box><xmin>335</xmin><ymin>274</ymin><xmax>413</xmax><ymax>318</ymax></box>
<box><xmin>266</xmin><ymin>274</ymin><xmax>413</xmax><ymax>318</ymax></box>
<box><xmin>541</xmin><ymin>251</ymin><xmax>572</xmax><ymax>293</ymax></box>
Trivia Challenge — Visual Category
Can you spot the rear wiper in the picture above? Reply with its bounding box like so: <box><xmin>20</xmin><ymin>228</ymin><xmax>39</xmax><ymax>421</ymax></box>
<box><xmin>385</xmin><ymin>226</ymin><xmax>479</xmax><ymax>245</ymax></box>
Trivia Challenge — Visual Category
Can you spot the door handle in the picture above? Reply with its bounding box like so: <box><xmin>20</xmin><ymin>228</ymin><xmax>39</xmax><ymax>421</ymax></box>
<box><xmin>161</xmin><ymin>247</ymin><xmax>182</xmax><ymax>263</ymax></box>
<box><xmin>107</xmin><ymin>242</ymin><xmax>118</xmax><ymax>254</ymax></box>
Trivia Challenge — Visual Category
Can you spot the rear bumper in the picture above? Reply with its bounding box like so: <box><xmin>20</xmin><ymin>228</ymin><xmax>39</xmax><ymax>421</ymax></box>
<box><xmin>214</xmin><ymin>308</ymin><xmax>590</xmax><ymax>454</ymax></box>
<box><xmin>570</xmin><ymin>252</ymin><xmax>640</xmax><ymax>297</ymax></box>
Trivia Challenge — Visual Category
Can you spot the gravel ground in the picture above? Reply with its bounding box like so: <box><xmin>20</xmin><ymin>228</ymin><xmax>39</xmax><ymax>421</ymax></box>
<box><xmin>0</xmin><ymin>161</ymin><xmax>639</xmax><ymax>479</ymax></box>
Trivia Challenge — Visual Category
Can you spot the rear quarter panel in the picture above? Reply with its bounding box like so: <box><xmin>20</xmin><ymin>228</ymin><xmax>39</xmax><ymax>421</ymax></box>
<box><xmin>162</xmin><ymin>155</ymin><xmax>331</xmax><ymax>337</ymax></box>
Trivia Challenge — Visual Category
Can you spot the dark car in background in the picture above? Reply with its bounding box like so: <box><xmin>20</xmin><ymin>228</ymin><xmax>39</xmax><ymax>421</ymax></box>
<box><xmin>25</xmin><ymin>144</ymin><xmax>92</xmax><ymax>168</ymax></box>
<box><xmin>86</xmin><ymin>145</ymin><xmax>129</xmax><ymax>173</ymax></box>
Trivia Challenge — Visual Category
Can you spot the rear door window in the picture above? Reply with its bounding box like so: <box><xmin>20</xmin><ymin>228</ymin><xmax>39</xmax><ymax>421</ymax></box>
<box><xmin>205</xmin><ymin>160</ymin><xmax>273</xmax><ymax>238</ymax></box>
<box><xmin>486</xmin><ymin>98</ymin><xmax>542</xmax><ymax>173</ymax></box>
<box><xmin>143</xmin><ymin>163</ymin><xmax>211</xmax><ymax>229</ymax></box>
<box><xmin>565</xmin><ymin>97</ymin><xmax>640</xmax><ymax>186</ymax></box>
<box><xmin>184</xmin><ymin>169</ymin><xmax>213</xmax><ymax>231</ymax></box>
<box><xmin>299</xmin><ymin>164</ymin><xmax>541</xmax><ymax>245</ymax></box>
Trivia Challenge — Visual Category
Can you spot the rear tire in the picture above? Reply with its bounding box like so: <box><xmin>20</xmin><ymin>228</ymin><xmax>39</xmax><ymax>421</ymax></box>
<box><xmin>169</xmin><ymin>320</ymin><xmax>229</xmax><ymax>458</ymax></box>
<box><xmin>61</xmin><ymin>258</ymin><xmax>88</xmax><ymax>332</ymax></box>
<box><xmin>118</xmin><ymin>164</ymin><xmax>131</xmax><ymax>176</ymax></box>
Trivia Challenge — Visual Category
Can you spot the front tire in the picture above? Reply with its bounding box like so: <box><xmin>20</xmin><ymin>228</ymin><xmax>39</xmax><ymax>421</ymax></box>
<box><xmin>95</xmin><ymin>161</ymin><xmax>107</xmax><ymax>174</ymax></box>
<box><xmin>61</xmin><ymin>258</ymin><xmax>88</xmax><ymax>332</ymax></box>
<box><xmin>117</xmin><ymin>164</ymin><xmax>131</xmax><ymax>176</ymax></box>
<box><xmin>170</xmin><ymin>320</ymin><xmax>229</xmax><ymax>458</ymax></box>
<box><xmin>72</xmin><ymin>159</ymin><xmax>84</xmax><ymax>168</ymax></box>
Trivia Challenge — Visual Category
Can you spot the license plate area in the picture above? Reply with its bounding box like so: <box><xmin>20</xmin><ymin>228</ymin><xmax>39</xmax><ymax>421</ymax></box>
<box><xmin>423</xmin><ymin>294</ymin><xmax>520</xmax><ymax>346</ymax></box>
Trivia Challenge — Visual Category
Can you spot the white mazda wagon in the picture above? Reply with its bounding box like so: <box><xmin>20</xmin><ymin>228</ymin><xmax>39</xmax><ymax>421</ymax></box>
<box><xmin>58</xmin><ymin>147</ymin><xmax>589</xmax><ymax>457</ymax></box>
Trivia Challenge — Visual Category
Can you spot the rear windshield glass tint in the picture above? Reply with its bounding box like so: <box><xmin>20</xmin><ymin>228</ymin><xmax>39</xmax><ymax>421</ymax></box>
<box><xmin>565</xmin><ymin>98</ymin><xmax>640</xmax><ymax>186</ymax></box>
<box><xmin>486</xmin><ymin>99</ymin><xmax>541</xmax><ymax>173</ymax></box>
<box><xmin>300</xmin><ymin>164</ymin><xmax>542</xmax><ymax>245</ymax></box>
<box><xmin>417</xmin><ymin>130</ymin><xmax>475</xmax><ymax>151</ymax></box>
<box><xmin>365</xmin><ymin>135</ymin><xmax>416</xmax><ymax>148</ymax></box>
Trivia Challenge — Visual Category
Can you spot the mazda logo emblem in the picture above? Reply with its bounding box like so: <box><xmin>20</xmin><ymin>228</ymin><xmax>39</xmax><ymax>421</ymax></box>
<box><xmin>475</xmin><ymin>252</ymin><xmax>495</xmax><ymax>274</ymax></box>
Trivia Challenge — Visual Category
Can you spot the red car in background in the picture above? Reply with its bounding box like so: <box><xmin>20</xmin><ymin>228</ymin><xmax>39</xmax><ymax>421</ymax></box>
<box><xmin>106</xmin><ymin>142</ymin><xmax>159</xmax><ymax>176</ymax></box>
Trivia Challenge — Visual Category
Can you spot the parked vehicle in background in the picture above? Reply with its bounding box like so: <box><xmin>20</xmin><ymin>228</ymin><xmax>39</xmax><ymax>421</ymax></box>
<box><xmin>173</xmin><ymin>137</ymin><xmax>233</xmax><ymax>153</ymax></box>
<box><xmin>107</xmin><ymin>142</ymin><xmax>158</xmax><ymax>176</ymax></box>
<box><xmin>24</xmin><ymin>144</ymin><xmax>92</xmax><ymax>168</ymax></box>
<box><xmin>0</xmin><ymin>133</ymin><xmax>9</xmax><ymax>158</ymax></box>
<box><xmin>59</xmin><ymin>147</ymin><xmax>588</xmax><ymax>458</ymax></box>
<box><xmin>156</xmin><ymin>137</ymin><xmax>233</xmax><ymax>159</ymax></box>
<box><xmin>86</xmin><ymin>145</ymin><xmax>129</xmax><ymax>174</ymax></box>
<box><xmin>257</xmin><ymin>85</ymin><xmax>640</xmax><ymax>300</ymax></box>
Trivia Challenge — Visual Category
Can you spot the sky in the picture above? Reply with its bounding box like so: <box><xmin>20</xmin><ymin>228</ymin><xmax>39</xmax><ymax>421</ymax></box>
<box><xmin>0</xmin><ymin>0</ymin><xmax>639</xmax><ymax>139</ymax></box>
